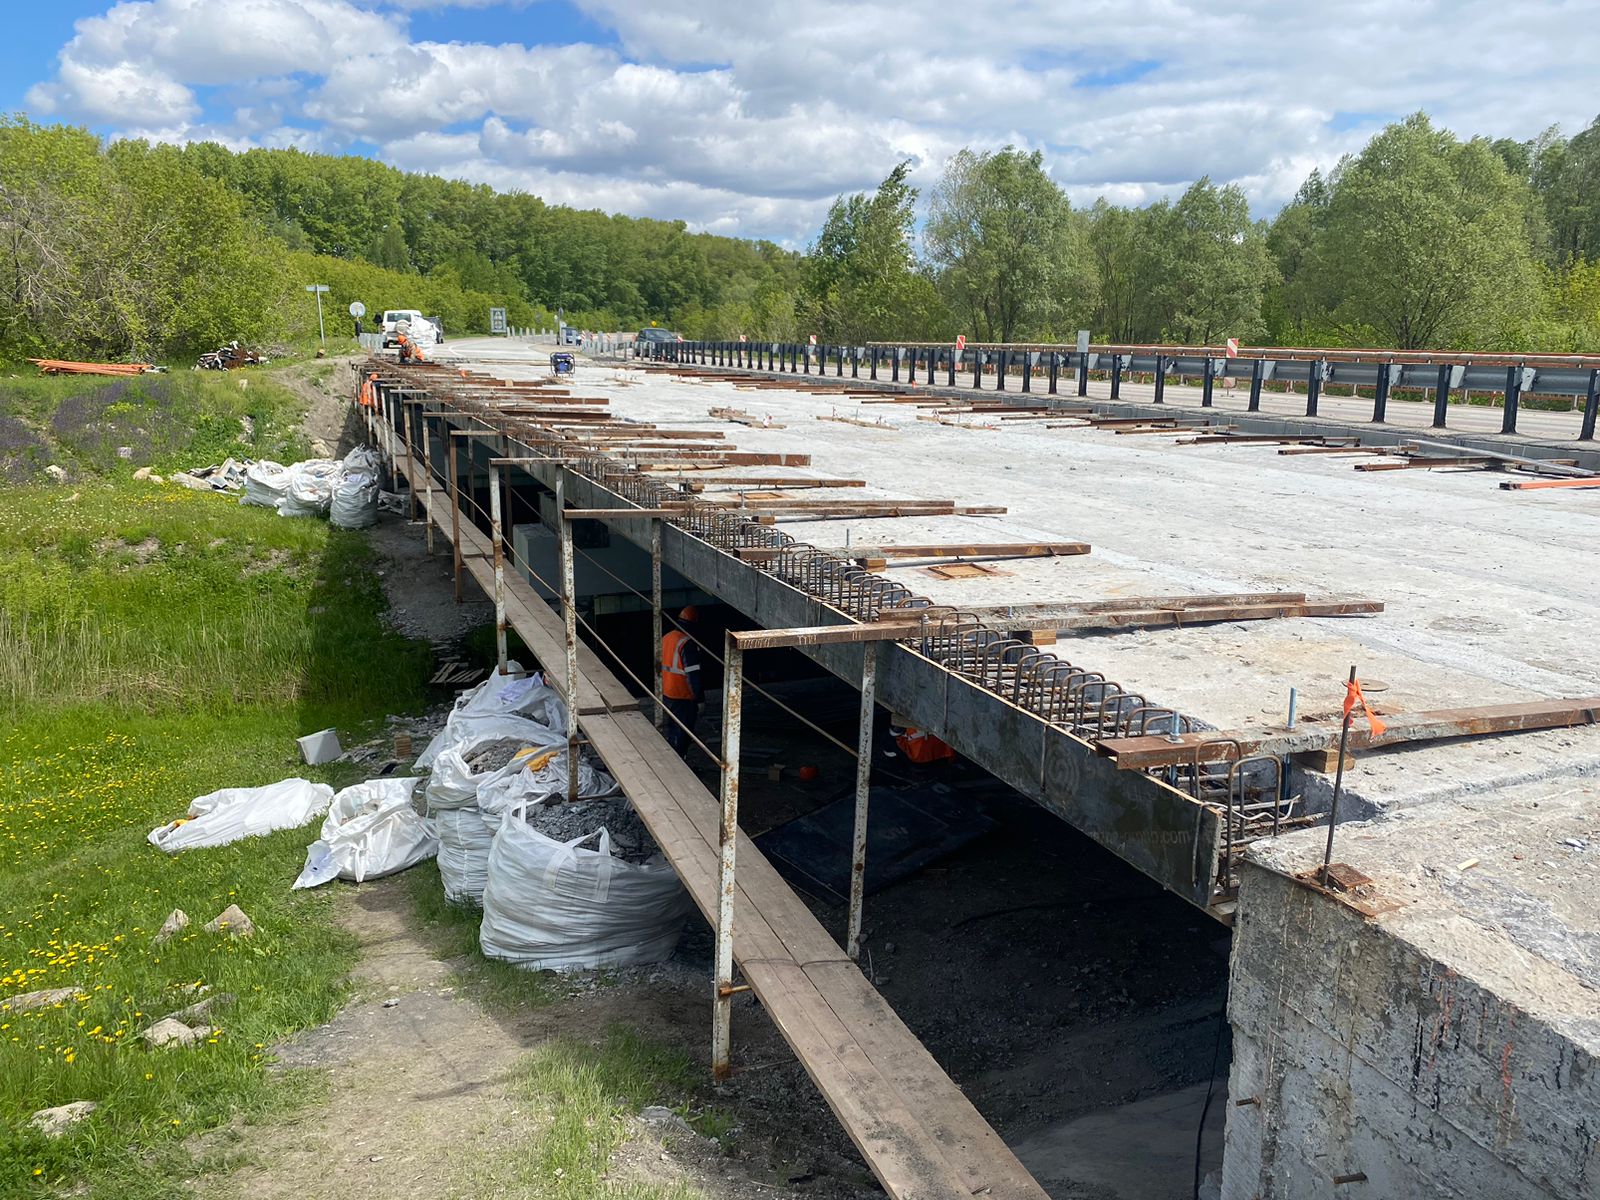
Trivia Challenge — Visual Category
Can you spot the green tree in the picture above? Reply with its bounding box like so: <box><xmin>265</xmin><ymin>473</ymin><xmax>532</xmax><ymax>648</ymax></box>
<box><xmin>924</xmin><ymin>147</ymin><xmax>1085</xmax><ymax>342</ymax></box>
<box><xmin>1139</xmin><ymin>178</ymin><xmax>1276</xmax><ymax>345</ymax></box>
<box><xmin>801</xmin><ymin>161</ymin><xmax>938</xmax><ymax>343</ymax></box>
<box><xmin>1531</xmin><ymin>116</ymin><xmax>1600</xmax><ymax>264</ymax></box>
<box><xmin>1302</xmin><ymin>113</ymin><xmax>1543</xmax><ymax>349</ymax></box>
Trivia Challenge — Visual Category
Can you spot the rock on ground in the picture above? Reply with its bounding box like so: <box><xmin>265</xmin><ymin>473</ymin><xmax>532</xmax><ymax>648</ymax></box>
<box><xmin>30</xmin><ymin>1101</ymin><xmax>97</xmax><ymax>1137</ymax></box>
<box><xmin>6</xmin><ymin>987</ymin><xmax>78</xmax><ymax>1012</ymax></box>
<box><xmin>140</xmin><ymin>1018</ymin><xmax>214</xmax><ymax>1049</ymax></box>
<box><xmin>155</xmin><ymin>908</ymin><xmax>190</xmax><ymax>943</ymax></box>
<box><xmin>204</xmin><ymin>905</ymin><xmax>255</xmax><ymax>937</ymax></box>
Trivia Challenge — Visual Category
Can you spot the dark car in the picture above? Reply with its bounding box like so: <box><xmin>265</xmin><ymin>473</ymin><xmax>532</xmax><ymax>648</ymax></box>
<box><xmin>636</xmin><ymin>328</ymin><xmax>678</xmax><ymax>356</ymax></box>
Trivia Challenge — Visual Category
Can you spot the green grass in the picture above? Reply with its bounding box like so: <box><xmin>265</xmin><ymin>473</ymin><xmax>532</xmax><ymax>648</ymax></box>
<box><xmin>450</xmin><ymin>1027</ymin><xmax>728</xmax><ymax>1200</ymax></box>
<box><xmin>0</xmin><ymin>384</ymin><xmax>432</xmax><ymax>1198</ymax></box>
<box><xmin>0</xmin><ymin>371</ymin><xmax>309</xmax><ymax>486</ymax></box>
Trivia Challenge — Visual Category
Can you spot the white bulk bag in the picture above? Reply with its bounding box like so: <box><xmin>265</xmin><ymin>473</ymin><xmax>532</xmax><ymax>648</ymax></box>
<box><xmin>330</xmin><ymin>470</ymin><xmax>379</xmax><ymax>529</ymax></box>
<box><xmin>415</xmin><ymin>667</ymin><xmax>567</xmax><ymax>770</ymax></box>
<box><xmin>149</xmin><ymin>778</ymin><xmax>334</xmax><ymax>853</ymax></box>
<box><xmin>293</xmin><ymin>778</ymin><xmax>436</xmax><ymax>888</ymax></box>
<box><xmin>240</xmin><ymin>461</ymin><xmax>292</xmax><ymax>508</ymax></box>
<box><xmin>475</xmin><ymin>750</ymin><xmax>619</xmax><ymax>823</ymax></box>
<box><xmin>479</xmin><ymin>818</ymin><xmax>692</xmax><ymax>971</ymax></box>
<box><xmin>435</xmin><ymin>806</ymin><xmax>495</xmax><ymax>904</ymax></box>
<box><xmin>277</xmin><ymin>459</ymin><xmax>340</xmax><ymax>518</ymax></box>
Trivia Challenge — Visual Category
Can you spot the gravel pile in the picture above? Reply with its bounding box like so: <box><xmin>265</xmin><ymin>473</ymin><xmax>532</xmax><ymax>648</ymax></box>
<box><xmin>525</xmin><ymin>795</ymin><xmax>659</xmax><ymax>864</ymax></box>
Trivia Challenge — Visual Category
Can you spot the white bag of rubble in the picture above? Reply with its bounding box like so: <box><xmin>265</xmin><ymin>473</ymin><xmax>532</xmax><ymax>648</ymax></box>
<box><xmin>435</xmin><ymin>806</ymin><xmax>496</xmax><ymax>904</ymax></box>
<box><xmin>293</xmin><ymin>778</ymin><xmax>437</xmax><ymax>888</ymax></box>
<box><xmin>478</xmin><ymin>818</ymin><xmax>691</xmax><ymax>970</ymax></box>
<box><xmin>277</xmin><ymin>459</ymin><xmax>340</xmax><ymax>518</ymax></box>
<box><xmin>425</xmin><ymin>734</ymin><xmax>561</xmax><ymax>811</ymax></box>
<box><xmin>342</xmin><ymin>446</ymin><xmax>381</xmax><ymax>475</ymax></box>
<box><xmin>240</xmin><ymin>460</ymin><xmax>292</xmax><ymax>508</ymax></box>
<box><xmin>415</xmin><ymin>667</ymin><xmax>567</xmax><ymax>769</ymax></box>
<box><xmin>476</xmin><ymin>749</ymin><xmax>619</xmax><ymax>823</ymax></box>
<box><xmin>149</xmin><ymin>778</ymin><xmax>334</xmax><ymax>853</ymax></box>
<box><xmin>330</xmin><ymin>469</ymin><xmax>379</xmax><ymax>529</ymax></box>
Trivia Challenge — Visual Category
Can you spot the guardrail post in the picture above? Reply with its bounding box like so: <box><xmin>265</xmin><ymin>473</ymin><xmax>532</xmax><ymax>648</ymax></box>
<box><xmin>1582</xmin><ymin>369</ymin><xmax>1599</xmax><ymax>441</ymax></box>
<box><xmin>712</xmin><ymin>634</ymin><xmax>744</xmax><ymax>1080</ymax></box>
<box><xmin>847</xmin><ymin>641</ymin><xmax>878</xmax><ymax>961</ymax></box>
<box><xmin>1432</xmin><ymin>364</ymin><xmax>1451</xmax><ymax>428</ymax></box>
<box><xmin>1154</xmin><ymin>355</ymin><xmax>1166</xmax><ymax>403</ymax></box>
<box><xmin>891</xmin><ymin>347</ymin><xmax>901</xmax><ymax>383</ymax></box>
<box><xmin>1501</xmin><ymin>364</ymin><xmax>1523</xmax><ymax>435</ymax></box>
<box><xmin>1110</xmin><ymin>354</ymin><xmax>1123</xmax><ymax>399</ymax></box>
<box><xmin>489</xmin><ymin>463</ymin><xmax>508</xmax><ymax>675</ymax></box>
<box><xmin>1201</xmin><ymin>356</ymin><xmax>1216</xmax><ymax>407</ymax></box>
<box><xmin>1248</xmin><ymin>357</ymin><xmax>1265</xmax><ymax>413</ymax></box>
<box><xmin>869</xmin><ymin>346</ymin><xmax>879</xmax><ymax>380</ymax></box>
<box><xmin>1048</xmin><ymin>351</ymin><xmax>1059</xmax><ymax>395</ymax></box>
<box><xmin>556</xmin><ymin>473</ymin><xmax>579</xmax><ymax>803</ymax></box>
<box><xmin>1077</xmin><ymin>351</ymin><xmax>1089</xmax><ymax>397</ymax></box>
<box><xmin>906</xmin><ymin>347</ymin><xmax>917</xmax><ymax>385</ymax></box>
<box><xmin>1372</xmin><ymin>362</ymin><xmax>1391</xmax><ymax>422</ymax></box>
<box><xmin>1306</xmin><ymin>359</ymin><xmax>1325</xmax><ymax>417</ymax></box>
<box><xmin>836</xmin><ymin>345</ymin><xmax>844</xmax><ymax>377</ymax></box>
<box><xmin>973</xmin><ymin>350</ymin><xmax>983</xmax><ymax>390</ymax></box>
<box><xmin>1022</xmin><ymin>351</ymin><xmax>1033</xmax><ymax>392</ymax></box>
<box><xmin>947</xmin><ymin>349</ymin><xmax>957</xmax><ymax>387</ymax></box>
<box><xmin>996</xmin><ymin>349</ymin><xmax>1007</xmax><ymax>391</ymax></box>
<box><xmin>852</xmin><ymin>346</ymin><xmax>860</xmax><ymax>379</ymax></box>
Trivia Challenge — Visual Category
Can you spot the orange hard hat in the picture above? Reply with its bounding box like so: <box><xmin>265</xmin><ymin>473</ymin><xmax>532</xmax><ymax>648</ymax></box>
<box><xmin>679</xmin><ymin>606</ymin><xmax>700</xmax><ymax>621</ymax></box>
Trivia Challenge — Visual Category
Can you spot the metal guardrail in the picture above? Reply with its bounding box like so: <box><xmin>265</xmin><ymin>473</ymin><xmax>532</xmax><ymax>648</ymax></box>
<box><xmin>636</xmin><ymin>339</ymin><xmax>1600</xmax><ymax>440</ymax></box>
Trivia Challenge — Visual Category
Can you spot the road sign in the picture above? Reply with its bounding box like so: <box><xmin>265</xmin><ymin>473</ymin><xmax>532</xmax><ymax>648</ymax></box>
<box><xmin>955</xmin><ymin>334</ymin><xmax>966</xmax><ymax>352</ymax></box>
<box><xmin>1076</xmin><ymin>329</ymin><xmax>1090</xmax><ymax>357</ymax></box>
<box><xmin>304</xmin><ymin>284</ymin><xmax>330</xmax><ymax>346</ymax></box>
<box><xmin>348</xmin><ymin>301</ymin><xmax>366</xmax><ymax>319</ymax></box>
<box><xmin>1225</xmin><ymin>337</ymin><xmax>1240</xmax><ymax>358</ymax></box>
<box><xmin>739</xmin><ymin>334</ymin><xmax>747</xmax><ymax>342</ymax></box>
<box><xmin>489</xmin><ymin>307</ymin><xmax>507</xmax><ymax>334</ymax></box>
<box><xmin>808</xmin><ymin>333</ymin><xmax>818</xmax><ymax>345</ymax></box>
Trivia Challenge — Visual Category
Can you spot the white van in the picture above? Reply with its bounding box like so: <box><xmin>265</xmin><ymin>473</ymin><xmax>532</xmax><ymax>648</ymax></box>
<box><xmin>381</xmin><ymin>309</ymin><xmax>436</xmax><ymax>348</ymax></box>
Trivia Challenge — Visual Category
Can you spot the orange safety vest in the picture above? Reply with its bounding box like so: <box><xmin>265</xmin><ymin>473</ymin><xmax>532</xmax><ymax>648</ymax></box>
<box><xmin>896</xmin><ymin>727</ymin><xmax>955</xmax><ymax>764</ymax></box>
<box><xmin>661</xmin><ymin>630</ymin><xmax>698</xmax><ymax>700</ymax></box>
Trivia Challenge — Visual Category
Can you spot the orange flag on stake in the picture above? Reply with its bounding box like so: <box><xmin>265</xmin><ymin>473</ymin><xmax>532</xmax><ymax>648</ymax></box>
<box><xmin>1343</xmin><ymin>678</ymin><xmax>1387</xmax><ymax>738</ymax></box>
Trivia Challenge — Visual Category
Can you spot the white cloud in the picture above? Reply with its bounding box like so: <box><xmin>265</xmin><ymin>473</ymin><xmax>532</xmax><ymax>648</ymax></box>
<box><xmin>21</xmin><ymin>0</ymin><xmax>1600</xmax><ymax>243</ymax></box>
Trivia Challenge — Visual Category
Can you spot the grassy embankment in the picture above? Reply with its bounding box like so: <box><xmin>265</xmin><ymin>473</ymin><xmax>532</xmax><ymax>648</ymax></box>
<box><xmin>0</xmin><ymin>370</ymin><xmax>727</xmax><ymax>1200</ymax></box>
<box><xmin>0</xmin><ymin>370</ymin><xmax>430</xmax><ymax>1196</ymax></box>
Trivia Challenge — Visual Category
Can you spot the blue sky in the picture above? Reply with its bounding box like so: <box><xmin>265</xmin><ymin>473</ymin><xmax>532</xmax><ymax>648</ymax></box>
<box><xmin>8</xmin><ymin>1</ymin><xmax>1596</xmax><ymax>245</ymax></box>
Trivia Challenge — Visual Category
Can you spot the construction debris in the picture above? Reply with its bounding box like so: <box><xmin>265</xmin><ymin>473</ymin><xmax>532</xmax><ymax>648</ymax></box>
<box><xmin>195</xmin><ymin>341</ymin><xmax>266</xmax><ymax>370</ymax></box>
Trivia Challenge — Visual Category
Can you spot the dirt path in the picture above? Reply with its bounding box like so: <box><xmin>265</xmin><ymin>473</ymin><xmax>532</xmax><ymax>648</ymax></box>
<box><xmin>200</xmin><ymin>880</ymin><xmax>821</xmax><ymax>1200</ymax></box>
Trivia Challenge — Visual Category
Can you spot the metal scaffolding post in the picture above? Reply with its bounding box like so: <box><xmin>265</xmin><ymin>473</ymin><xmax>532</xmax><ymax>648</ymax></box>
<box><xmin>447</xmin><ymin>432</ymin><xmax>463</xmax><ymax>602</ymax></box>
<box><xmin>847</xmin><ymin>642</ymin><xmax>879</xmax><ymax>961</ymax></box>
<box><xmin>556</xmin><ymin>473</ymin><xmax>580</xmax><ymax>803</ymax></box>
<box><xmin>651</xmin><ymin>518</ymin><xmax>665</xmax><ymax>730</ymax></box>
<box><xmin>488</xmin><ymin>463</ymin><xmax>507</xmax><ymax>675</ymax></box>
<box><xmin>712</xmin><ymin>633</ymin><xmax>744</xmax><ymax>1080</ymax></box>
<box><xmin>418</xmin><ymin>411</ymin><xmax>436</xmax><ymax>555</ymax></box>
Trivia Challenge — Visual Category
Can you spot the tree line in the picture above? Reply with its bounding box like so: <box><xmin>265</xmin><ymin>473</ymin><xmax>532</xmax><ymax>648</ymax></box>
<box><xmin>2</xmin><ymin>110</ymin><xmax>1597</xmax><ymax>362</ymax></box>
<box><xmin>801</xmin><ymin>112</ymin><xmax>1600</xmax><ymax>354</ymax></box>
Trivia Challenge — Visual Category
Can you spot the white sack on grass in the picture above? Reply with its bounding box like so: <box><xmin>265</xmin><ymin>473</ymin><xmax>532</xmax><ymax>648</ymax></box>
<box><xmin>476</xmin><ymin>750</ymin><xmax>619</xmax><ymax>824</ymax></box>
<box><xmin>293</xmin><ymin>778</ymin><xmax>437</xmax><ymax>888</ymax></box>
<box><xmin>435</xmin><ymin>806</ymin><xmax>495</xmax><ymax>904</ymax></box>
<box><xmin>149</xmin><ymin>778</ymin><xmax>334</xmax><ymax>853</ymax></box>
<box><xmin>276</xmin><ymin>459</ymin><xmax>340</xmax><ymax>518</ymax></box>
<box><xmin>415</xmin><ymin>665</ymin><xmax>567</xmax><ymax>769</ymax></box>
<box><xmin>478</xmin><ymin>820</ymin><xmax>691</xmax><ymax>971</ymax></box>
<box><xmin>240</xmin><ymin>461</ymin><xmax>291</xmax><ymax>508</ymax></box>
<box><xmin>330</xmin><ymin>470</ymin><xmax>379</xmax><ymax>529</ymax></box>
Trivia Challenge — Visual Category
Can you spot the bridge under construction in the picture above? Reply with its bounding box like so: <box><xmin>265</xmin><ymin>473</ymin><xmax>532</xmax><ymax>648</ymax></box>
<box><xmin>356</xmin><ymin>337</ymin><xmax>1600</xmax><ymax>1200</ymax></box>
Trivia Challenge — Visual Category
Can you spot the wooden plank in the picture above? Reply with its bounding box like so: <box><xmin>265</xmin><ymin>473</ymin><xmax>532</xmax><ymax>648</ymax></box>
<box><xmin>1500</xmin><ymin>476</ymin><xmax>1600</xmax><ymax>491</ymax></box>
<box><xmin>1354</xmin><ymin>455</ymin><xmax>1494</xmax><ymax>471</ymax></box>
<box><xmin>832</xmin><ymin>542</ymin><xmax>1090</xmax><ymax>560</ymax></box>
<box><xmin>992</xmin><ymin>600</ymin><xmax>1383</xmax><ymax>631</ymax></box>
<box><xmin>1097</xmin><ymin>697</ymin><xmax>1600</xmax><ymax>769</ymax></box>
<box><xmin>732</xmin><ymin>619</ymin><xmax>967</xmax><ymax>651</ymax></box>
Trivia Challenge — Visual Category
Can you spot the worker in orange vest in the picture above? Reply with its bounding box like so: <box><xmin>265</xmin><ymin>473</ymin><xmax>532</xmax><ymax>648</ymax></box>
<box><xmin>661</xmin><ymin>606</ymin><xmax>704</xmax><ymax>757</ymax></box>
<box><xmin>894</xmin><ymin>722</ymin><xmax>956</xmax><ymax>764</ymax></box>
